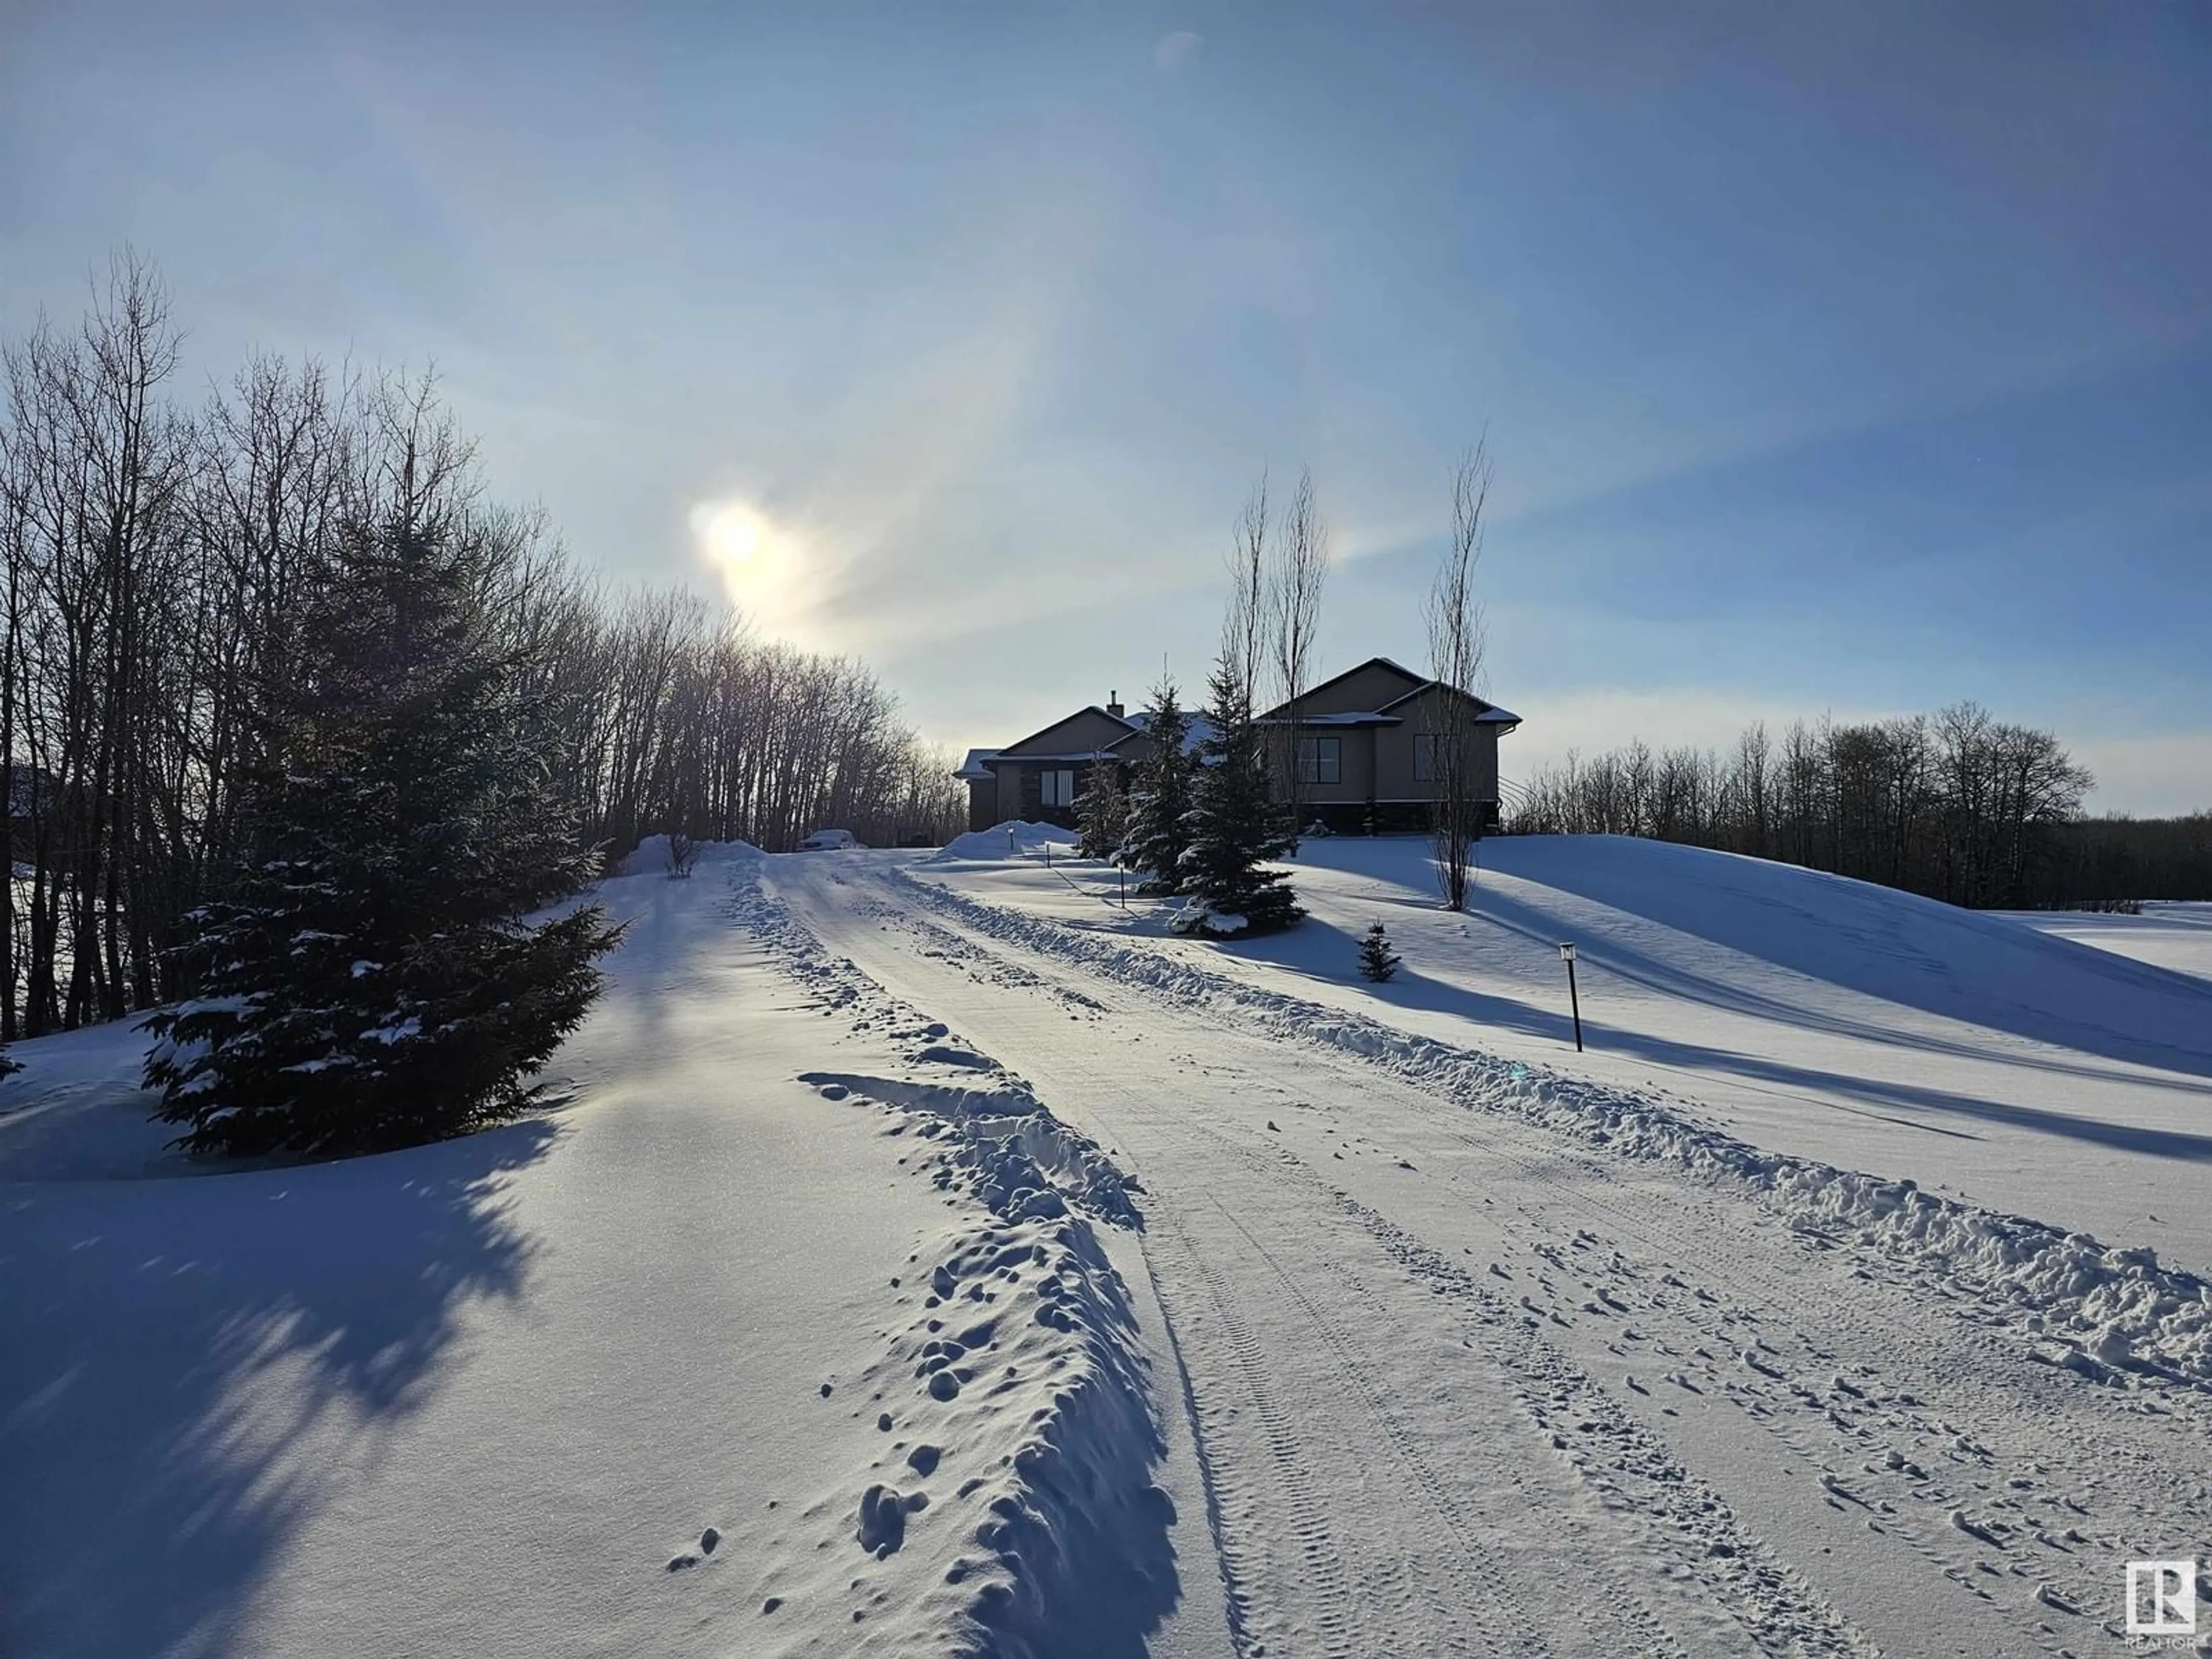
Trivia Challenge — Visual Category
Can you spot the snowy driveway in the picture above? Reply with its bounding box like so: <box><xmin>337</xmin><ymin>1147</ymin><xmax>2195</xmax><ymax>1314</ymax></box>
<box><xmin>770</xmin><ymin>849</ymin><xmax>2212</xmax><ymax>1658</ymax></box>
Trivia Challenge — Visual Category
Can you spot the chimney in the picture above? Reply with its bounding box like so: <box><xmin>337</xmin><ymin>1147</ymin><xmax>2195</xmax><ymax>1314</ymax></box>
<box><xmin>1107</xmin><ymin>689</ymin><xmax>1124</xmax><ymax>719</ymax></box>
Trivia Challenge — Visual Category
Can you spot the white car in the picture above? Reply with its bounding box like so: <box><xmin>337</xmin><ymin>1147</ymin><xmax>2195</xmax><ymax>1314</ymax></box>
<box><xmin>798</xmin><ymin>828</ymin><xmax>859</xmax><ymax>851</ymax></box>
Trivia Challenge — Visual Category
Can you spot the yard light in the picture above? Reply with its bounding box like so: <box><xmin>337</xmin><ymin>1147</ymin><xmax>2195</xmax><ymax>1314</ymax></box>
<box><xmin>1558</xmin><ymin>942</ymin><xmax>1584</xmax><ymax>1052</ymax></box>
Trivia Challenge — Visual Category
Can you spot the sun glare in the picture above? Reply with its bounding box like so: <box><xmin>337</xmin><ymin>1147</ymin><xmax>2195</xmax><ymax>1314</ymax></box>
<box><xmin>688</xmin><ymin>497</ymin><xmax>823</xmax><ymax>638</ymax></box>
<box><xmin>692</xmin><ymin>499</ymin><xmax>768</xmax><ymax>568</ymax></box>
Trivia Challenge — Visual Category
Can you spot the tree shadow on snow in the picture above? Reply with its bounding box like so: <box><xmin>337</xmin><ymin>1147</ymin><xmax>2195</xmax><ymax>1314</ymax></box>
<box><xmin>0</xmin><ymin>1116</ymin><xmax>558</xmax><ymax>1659</ymax></box>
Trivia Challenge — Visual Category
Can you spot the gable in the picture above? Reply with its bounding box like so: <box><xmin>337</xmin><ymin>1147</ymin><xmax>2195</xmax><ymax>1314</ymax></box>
<box><xmin>997</xmin><ymin>706</ymin><xmax>1137</xmax><ymax>759</ymax></box>
<box><xmin>1375</xmin><ymin>680</ymin><xmax>1520</xmax><ymax>730</ymax></box>
<box><xmin>1272</xmin><ymin>657</ymin><xmax>1429</xmax><ymax>719</ymax></box>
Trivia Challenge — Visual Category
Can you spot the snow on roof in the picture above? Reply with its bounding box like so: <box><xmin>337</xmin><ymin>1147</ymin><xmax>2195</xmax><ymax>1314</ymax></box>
<box><xmin>1254</xmin><ymin>711</ymin><xmax>1400</xmax><ymax>727</ymax></box>
<box><xmin>954</xmin><ymin>748</ymin><xmax>999</xmax><ymax>781</ymax></box>
<box><xmin>1476</xmin><ymin>704</ymin><xmax>1522</xmax><ymax>726</ymax></box>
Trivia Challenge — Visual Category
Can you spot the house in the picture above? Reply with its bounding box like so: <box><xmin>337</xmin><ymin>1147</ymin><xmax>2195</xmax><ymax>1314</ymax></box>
<box><xmin>955</xmin><ymin>694</ymin><xmax>1213</xmax><ymax>833</ymax></box>
<box><xmin>1254</xmin><ymin>656</ymin><xmax>1520</xmax><ymax>834</ymax></box>
<box><xmin>956</xmin><ymin>659</ymin><xmax>1519</xmax><ymax>835</ymax></box>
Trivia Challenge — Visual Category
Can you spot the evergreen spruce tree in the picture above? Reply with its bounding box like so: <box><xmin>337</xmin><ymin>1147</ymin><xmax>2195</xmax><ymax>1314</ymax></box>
<box><xmin>1123</xmin><ymin>677</ymin><xmax>1197</xmax><ymax>895</ymax></box>
<box><xmin>142</xmin><ymin>514</ymin><xmax>623</xmax><ymax>1158</ymax></box>
<box><xmin>1075</xmin><ymin>758</ymin><xmax>1128</xmax><ymax>860</ymax></box>
<box><xmin>1358</xmin><ymin>921</ymin><xmax>1400</xmax><ymax>982</ymax></box>
<box><xmin>1179</xmin><ymin>654</ymin><xmax>1302</xmax><ymax>935</ymax></box>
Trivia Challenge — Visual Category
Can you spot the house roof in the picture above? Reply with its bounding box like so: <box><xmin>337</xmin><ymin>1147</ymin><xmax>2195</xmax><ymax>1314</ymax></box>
<box><xmin>1255</xmin><ymin>656</ymin><xmax>1521</xmax><ymax>734</ymax></box>
<box><xmin>1255</xmin><ymin>656</ymin><xmax>1427</xmax><ymax>724</ymax></box>
<box><xmin>1374</xmin><ymin>680</ymin><xmax>1521</xmax><ymax>729</ymax></box>
<box><xmin>1253</xmin><ymin>710</ymin><xmax>1400</xmax><ymax>728</ymax></box>
<box><xmin>953</xmin><ymin>748</ymin><xmax>999</xmax><ymax>781</ymax></box>
<box><xmin>994</xmin><ymin>704</ymin><xmax>1141</xmax><ymax>759</ymax></box>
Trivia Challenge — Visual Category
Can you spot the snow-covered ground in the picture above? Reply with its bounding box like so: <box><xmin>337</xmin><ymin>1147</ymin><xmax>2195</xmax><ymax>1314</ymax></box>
<box><xmin>1</xmin><ymin>844</ymin><xmax>1215</xmax><ymax>1659</ymax></box>
<box><xmin>1999</xmin><ymin>902</ymin><xmax>2212</xmax><ymax>986</ymax></box>
<box><xmin>923</xmin><ymin>834</ymin><xmax>2212</xmax><ymax>1281</ymax></box>
<box><xmin>6</xmin><ymin>831</ymin><xmax>2211</xmax><ymax>1656</ymax></box>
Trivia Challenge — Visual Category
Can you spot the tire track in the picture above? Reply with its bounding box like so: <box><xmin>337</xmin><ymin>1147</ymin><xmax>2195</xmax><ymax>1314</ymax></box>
<box><xmin>774</xmin><ymin>861</ymin><xmax>2194</xmax><ymax>1656</ymax></box>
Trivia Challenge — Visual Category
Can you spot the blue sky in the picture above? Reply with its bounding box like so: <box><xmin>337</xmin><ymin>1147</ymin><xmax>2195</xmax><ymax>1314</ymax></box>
<box><xmin>4</xmin><ymin>1</ymin><xmax>2207</xmax><ymax>810</ymax></box>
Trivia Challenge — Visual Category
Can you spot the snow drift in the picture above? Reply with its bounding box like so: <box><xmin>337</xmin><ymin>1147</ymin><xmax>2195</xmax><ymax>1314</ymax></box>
<box><xmin>615</xmin><ymin>834</ymin><xmax>761</xmax><ymax>877</ymax></box>
<box><xmin>932</xmin><ymin>821</ymin><xmax>1079</xmax><ymax>863</ymax></box>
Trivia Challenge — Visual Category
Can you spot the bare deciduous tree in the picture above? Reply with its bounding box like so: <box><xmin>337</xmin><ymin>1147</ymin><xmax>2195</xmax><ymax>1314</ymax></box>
<box><xmin>0</xmin><ymin>253</ymin><xmax>966</xmax><ymax>1037</ymax></box>
<box><xmin>1506</xmin><ymin>700</ymin><xmax>2111</xmax><ymax>908</ymax></box>
<box><xmin>1224</xmin><ymin>469</ymin><xmax>1270</xmax><ymax>698</ymax></box>
<box><xmin>1424</xmin><ymin>441</ymin><xmax>1491</xmax><ymax>910</ymax></box>
<box><xmin>1271</xmin><ymin>465</ymin><xmax>1328</xmax><ymax>843</ymax></box>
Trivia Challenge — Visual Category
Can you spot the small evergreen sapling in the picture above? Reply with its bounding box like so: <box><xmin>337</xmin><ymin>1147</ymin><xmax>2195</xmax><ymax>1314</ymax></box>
<box><xmin>1358</xmin><ymin>921</ymin><xmax>1400</xmax><ymax>982</ymax></box>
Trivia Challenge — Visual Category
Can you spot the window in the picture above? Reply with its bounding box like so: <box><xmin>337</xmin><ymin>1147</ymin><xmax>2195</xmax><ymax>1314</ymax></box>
<box><xmin>1040</xmin><ymin>768</ymin><xmax>1077</xmax><ymax>807</ymax></box>
<box><xmin>1413</xmin><ymin>733</ymin><xmax>1440</xmax><ymax>782</ymax></box>
<box><xmin>1297</xmin><ymin>735</ymin><xmax>1341</xmax><ymax>785</ymax></box>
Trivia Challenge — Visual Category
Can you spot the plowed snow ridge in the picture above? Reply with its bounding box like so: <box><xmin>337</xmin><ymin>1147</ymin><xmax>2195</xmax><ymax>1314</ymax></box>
<box><xmin>893</xmin><ymin>866</ymin><xmax>2212</xmax><ymax>1389</ymax></box>
<box><xmin>731</xmin><ymin>866</ymin><xmax>1175</xmax><ymax>1657</ymax></box>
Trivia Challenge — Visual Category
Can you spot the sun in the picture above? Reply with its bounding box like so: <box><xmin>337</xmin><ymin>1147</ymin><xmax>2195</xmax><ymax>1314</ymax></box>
<box><xmin>688</xmin><ymin>497</ymin><xmax>821</xmax><ymax>637</ymax></box>
<box><xmin>692</xmin><ymin>499</ymin><xmax>769</xmax><ymax>569</ymax></box>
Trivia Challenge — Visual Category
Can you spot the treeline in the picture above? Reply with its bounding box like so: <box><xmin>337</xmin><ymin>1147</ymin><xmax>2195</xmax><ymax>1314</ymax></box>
<box><xmin>528</xmin><ymin>587</ymin><xmax>961</xmax><ymax>863</ymax></box>
<box><xmin>1</xmin><ymin>253</ymin><xmax>958</xmax><ymax>1040</ymax></box>
<box><xmin>1504</xmin><ymin>704</ymin><xmax>2209</xmax><ymax>908</ymax></box>
<box><xmin>2044</xmin><ymin>813</ymin><xmax>2212</xmax><ymax>906</ymax></box>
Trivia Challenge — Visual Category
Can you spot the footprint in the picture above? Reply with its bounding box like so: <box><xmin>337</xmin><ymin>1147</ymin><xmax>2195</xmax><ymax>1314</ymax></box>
<box><xmin>857</xmin><ymin>1484</ymin><xmax>929</xmax><ymax>1558</ymax></box>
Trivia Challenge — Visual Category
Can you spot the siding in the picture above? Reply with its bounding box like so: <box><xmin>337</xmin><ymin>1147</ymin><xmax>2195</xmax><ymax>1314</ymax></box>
<box><xmin>998</xmin><ymin>708</ymin><xmax>1134</xmax><ymax>759</ymax></box>
<box><xmin>1294</xmin><ymin>662</ymin><xmax>1426</xmax><ymax>718</ymax></box>
<box><xmin>1373</xmin><ymin>686</ymin><xmax>1500</xmax><ymax>801</ymax></box>
<box><xmin>1271</xmin><ymin>726</ymin><xmax>1375</xmax><ymax>804</ymax></box>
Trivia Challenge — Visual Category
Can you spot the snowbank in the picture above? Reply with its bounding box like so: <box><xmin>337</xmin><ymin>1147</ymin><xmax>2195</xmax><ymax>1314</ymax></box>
<box><xmin>931</xmin><ymin>820</ymin><xmax>1080</xmax><ymax>863</ymax></box>
<box><xmin>613</xmin><ymin>833</ymin><xmax>760</xmax><ymax>877</ymax></box>
<box><xmin>730</xmin><ymin>864</ymin><xmax>1178</xmax><ymax>1655</ymax></box>
<box><xmin>893</xmin><ymin>863</ymin><xmax>2212</xmax><ymax>1389</ymax></box>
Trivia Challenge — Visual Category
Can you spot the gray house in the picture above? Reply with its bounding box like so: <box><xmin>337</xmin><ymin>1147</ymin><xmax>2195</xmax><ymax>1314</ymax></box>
<box><xmin>957</xmin><ymin>658</ymin><xmax>1518</xmax><ymax>835</ymax></box>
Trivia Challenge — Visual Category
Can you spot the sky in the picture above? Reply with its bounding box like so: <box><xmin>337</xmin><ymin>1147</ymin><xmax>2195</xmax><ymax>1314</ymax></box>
<box><xmin>3</xmin><ymin>0</ymin><xmax>2208</xmax><ymax>813</ymax></box>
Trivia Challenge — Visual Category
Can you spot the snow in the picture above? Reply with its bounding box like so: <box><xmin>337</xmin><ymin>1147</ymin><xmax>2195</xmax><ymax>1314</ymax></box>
<box><xmin>9</xmin><ymin>830</ymin><xmax>2212</xmax><ymax>1655</ymax></box>
<box><xmin>931</xmin><ymin>819</ymin><xmax>1080</xmax><ymax>862</ymax></box>
<box><xmin>0</xmin><ymin>850</ymin><xmax>1207</xmax><ymax>1659</ymax></box>
<box><xmin>1998</xmin><ymin>901</ymin><xmax>2212</xmax><ymax>984</ymax></box>
<box><xmin>772</xmin><ymin>846</ymin><xmax>2212</xmax><ymax>1653</ymax></box>
<box><xmin>920</xmin><ymin>834</ymin><xmax>2212</xmax><ymax>1277</ymax></box>
<box><xmin>612</xmin><ymin>833</ymin><xmax>760</xmax><ymax>877</ymax></box>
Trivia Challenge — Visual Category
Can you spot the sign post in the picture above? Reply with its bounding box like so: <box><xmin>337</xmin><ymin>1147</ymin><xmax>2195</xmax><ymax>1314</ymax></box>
<box><xmin>1559</xmin><ymin>942</ymin><xmax>1584</xmax><ymax>1052</ymax></box>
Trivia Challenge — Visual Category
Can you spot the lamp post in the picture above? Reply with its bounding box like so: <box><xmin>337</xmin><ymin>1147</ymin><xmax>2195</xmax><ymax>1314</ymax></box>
<box><xmin>1559</xmin><ymin>942</ymin><xmax>1584</xmax><ymax>1052</ymax></box>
